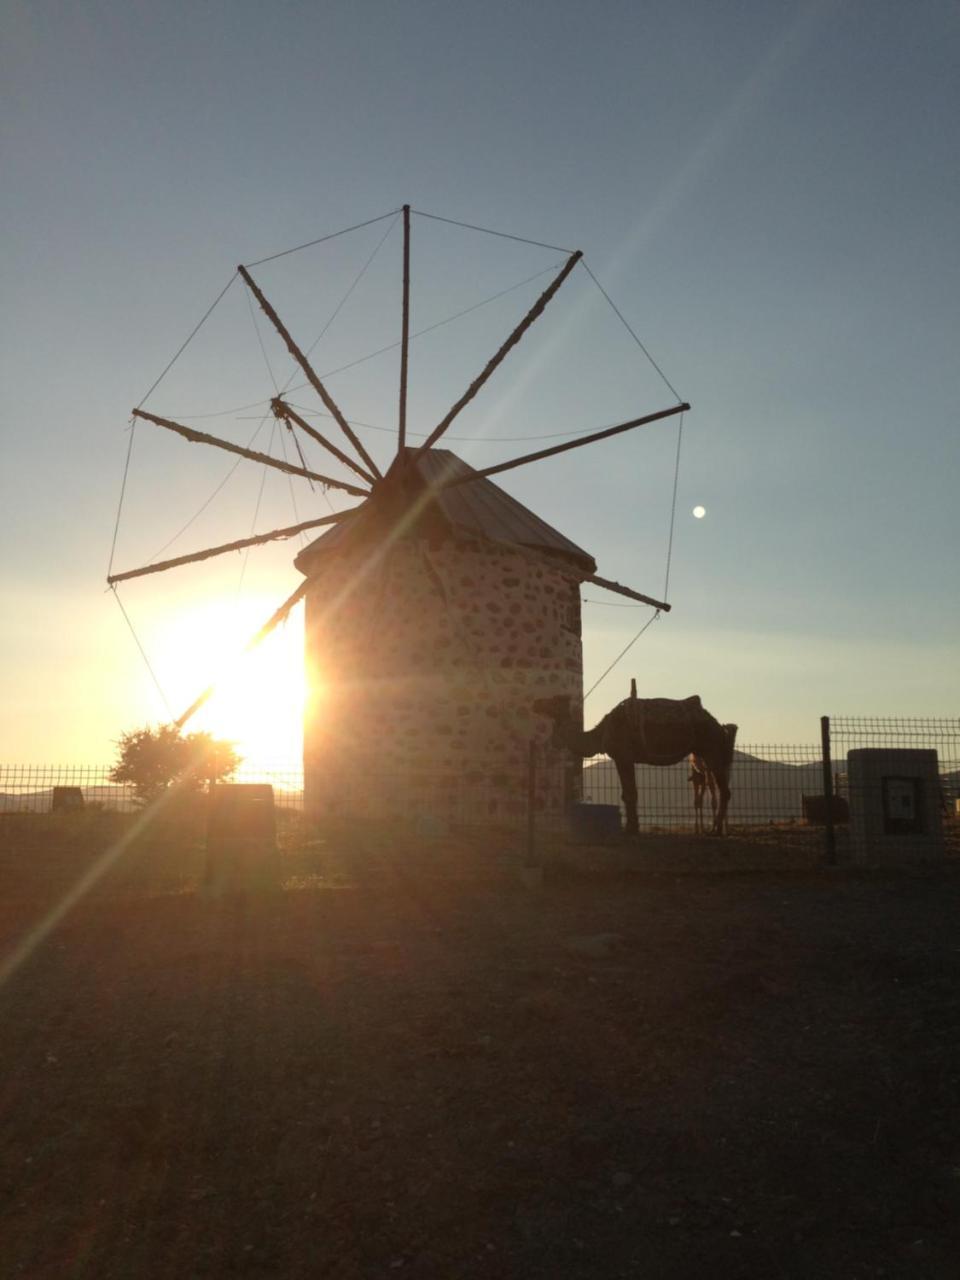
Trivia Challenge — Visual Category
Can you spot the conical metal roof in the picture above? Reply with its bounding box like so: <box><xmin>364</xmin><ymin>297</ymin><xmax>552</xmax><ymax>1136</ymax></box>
<box><xmin>295</xmin><ymin>448</ymin><xmax>595</xmax><ymax>575</ymax></box>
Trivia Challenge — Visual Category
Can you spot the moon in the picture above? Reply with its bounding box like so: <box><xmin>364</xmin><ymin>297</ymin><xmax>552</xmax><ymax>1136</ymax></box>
<box><xmin>693</xmin><ymin>505</ymin><xmax>706</xmax><ymax>519</ymax></box>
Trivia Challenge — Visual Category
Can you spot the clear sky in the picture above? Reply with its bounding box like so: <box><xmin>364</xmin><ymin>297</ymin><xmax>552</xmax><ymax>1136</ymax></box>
<box><xmin>2</xmin><ymin>0</ymin><xmax>958</xmax><ymax>767</ymax></box>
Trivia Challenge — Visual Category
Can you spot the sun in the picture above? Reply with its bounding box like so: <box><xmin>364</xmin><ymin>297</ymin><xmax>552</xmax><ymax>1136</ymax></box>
<box><xmin>155</xmin><ymin>596</ymin><xmax>306</xmax><ymax>772</ymax></box>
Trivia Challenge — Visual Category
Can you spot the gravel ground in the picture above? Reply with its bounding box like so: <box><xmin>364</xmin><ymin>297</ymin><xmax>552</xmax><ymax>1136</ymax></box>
<box><xmin>2</xmin><ymin>816</ymin><xmax>959</xmax><ymax>1279</ymax></box>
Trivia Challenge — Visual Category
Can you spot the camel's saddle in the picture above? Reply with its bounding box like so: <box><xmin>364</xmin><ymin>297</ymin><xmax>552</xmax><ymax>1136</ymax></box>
<box><xmin>617</xmin><ymin>694</ymin><xmax>704</xmax><ymax>728</ymax></box>
<box><xmin>613</xmin><ymin>694</ymin><xmax>707</xmax><ymax>760</ymax></box>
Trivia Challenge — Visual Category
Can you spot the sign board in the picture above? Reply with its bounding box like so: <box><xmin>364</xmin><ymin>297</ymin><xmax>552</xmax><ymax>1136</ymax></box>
<box><xmin>881</xmin><ymin>776</ymin><xmax>922</xmax><ymax>833</ymax></box>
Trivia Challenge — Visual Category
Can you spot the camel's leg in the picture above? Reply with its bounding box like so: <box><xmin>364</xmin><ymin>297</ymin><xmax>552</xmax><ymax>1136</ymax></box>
<box><xmin>615</xmin><ymin>757</ymin><xmax>639</xmax><ymax>837</ymax></box>
<box><xmin>712</xmin><ymin>769</ymin><xmax>731</xmax><ymax>836</ymax></box>
<box><xmin>692</xmin><ymin>778</ymin><xmax>704</xmax><ymax>833</ymax></box>
<box><xmin>706</xmin><ymin>773</ymin><xmax>719</xmax><ymax>827</ymax></box>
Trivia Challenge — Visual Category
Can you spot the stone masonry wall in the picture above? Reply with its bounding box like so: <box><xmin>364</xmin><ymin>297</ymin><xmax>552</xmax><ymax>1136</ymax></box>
<box><xmin>302</xmin><ymin>535</ymin><xmax>585</xmax><ymax>826</ymax></box>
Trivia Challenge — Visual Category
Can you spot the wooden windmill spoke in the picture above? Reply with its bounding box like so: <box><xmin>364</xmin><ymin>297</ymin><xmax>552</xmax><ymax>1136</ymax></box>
<box><xmin>106</xmin><ymin>513</ymin><xmax>348</xmax><ymax>586</ymax></box>
<box><xmin>271</xmin><ymin>398</ymin><xmax>375</xmax><ymax>486</ymax></box>
<box><xmin>586</xmin><ymin>574</ymin><xmax>671</xmax><ymax>613</ymax></box>
<box><xmin>413</xmin><ymin>250</ymin><xmax>583</xmax><ymax>460</ymax></box>
<box><xmin>237</xmin><ymin>264</ymin><xmax>383</xmax><ymax>482</ymax></box>
<box><xmin>132</xmin><ymin>409</ymin><xmax>370</xmax><ymax>498</ymax></box>
<box><xmin>436</xmin><ymin>402</ymin><xmax>690</xmax><ymax>489</ymax></box>
<box><xmin>174</xmin><ymin>580</ymin><xmax>309</xmax><ymax>729</ymax></box>
<box><xmin>398</xmin><ymin>203</ymin><xmax>411</xmax><ymax>453</ymax></box>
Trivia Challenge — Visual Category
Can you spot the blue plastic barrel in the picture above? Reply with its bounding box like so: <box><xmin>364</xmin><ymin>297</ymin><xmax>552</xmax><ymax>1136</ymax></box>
<box><xmin>569</xmin><ymin>802</ymin><xmax>622</xmax><ymax>842</ymax></box>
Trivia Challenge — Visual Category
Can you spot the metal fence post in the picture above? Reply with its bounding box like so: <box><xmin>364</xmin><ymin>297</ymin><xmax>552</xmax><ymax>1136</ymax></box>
<box><xmin>526</xmin><ymin>740</ymin><xmax>538</xmax><ymax>868</ymax></box>
<box><xmin>821</xmin><ymin>715</ymin><xmax>836</xmax><ymax>865</ymax></box>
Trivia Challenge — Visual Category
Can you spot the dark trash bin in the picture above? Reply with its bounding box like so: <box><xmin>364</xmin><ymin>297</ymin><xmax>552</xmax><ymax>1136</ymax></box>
<box><xmin>802</xmin><ymin>794</ymin><xmax>850</xmax><ymax>825</ymax></box>
<box><xmin>569</xmin><ymin>802</ymin><xmax>622</xmax><ymax>843</ymax></box>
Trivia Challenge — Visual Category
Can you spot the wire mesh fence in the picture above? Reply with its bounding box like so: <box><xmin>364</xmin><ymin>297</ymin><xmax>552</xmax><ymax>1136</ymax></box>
<box><xmin>568</xmin><ymin>743</ymin><xmax>825</xmax><ymax>832</ymax></box>
<box><xmin>0</xmin><ymin>746</ymin><xmax>828</xmax><ymax>831</ymax></box>
<box><xmin>2</xmin><ymin>719</ymin><xmax>957</xmax><ymax>867</ymax></box>
<box><xmin>0</xmin><ymin>765</ymin><xmax>305</xmax><ymax>815</ymax></box>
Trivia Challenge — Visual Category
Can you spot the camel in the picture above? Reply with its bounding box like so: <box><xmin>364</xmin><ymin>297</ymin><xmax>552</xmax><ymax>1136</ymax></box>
<box><xmin>535</xmin><ymin>691</ymin><xmax>738</xmax><ymax>837</ymax></box>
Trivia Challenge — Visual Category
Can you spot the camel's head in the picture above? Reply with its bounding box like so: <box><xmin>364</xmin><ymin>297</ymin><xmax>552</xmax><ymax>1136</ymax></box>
<box><xmin>532</xmin><ymin>695</ymin><xmax>577</xmax><ymax>750</ymax></box>
<box><xmin>721</xmin><ymin>723</ymin><xmax>739</xmax><ymax>767</ymax></box>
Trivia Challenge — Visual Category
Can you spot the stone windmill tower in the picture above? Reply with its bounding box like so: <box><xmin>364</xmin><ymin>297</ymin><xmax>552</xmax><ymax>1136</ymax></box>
<box><xmin>107</xmin><ymin>207</ymin><xmax>686</xmax><ymax>824</ymax></box>
<box><xmin>293</xmin><ymin>447</ymin><xmax>598</xmax><ymax>824</ymax></box>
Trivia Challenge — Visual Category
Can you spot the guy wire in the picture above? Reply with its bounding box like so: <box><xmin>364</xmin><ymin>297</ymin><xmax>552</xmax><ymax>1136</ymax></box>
<box><xmin>663</xmin><ymin>410</ymin><xmax>684</xmax><ymax>600</ymax></box>
<box><xmin>583</xmin><ymin>611</ymin><xmax>661</xmax><ymax>702</ymax></box>
<box><xmin>580</xmin><ymin>260</ymin><xmax>683</xmax><ymax>404</ymax></box>
<box><xmin>110</xmin><ymin>587</ymin><xmax>174</xmax><ymax>720</ymax></box>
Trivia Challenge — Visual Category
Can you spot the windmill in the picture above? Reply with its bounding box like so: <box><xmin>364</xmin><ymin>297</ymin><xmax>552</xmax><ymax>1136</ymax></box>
<box><xmin>108</xmin><ymin>206</ymin><xmax>688</xmax><ymax>826</ymax></box>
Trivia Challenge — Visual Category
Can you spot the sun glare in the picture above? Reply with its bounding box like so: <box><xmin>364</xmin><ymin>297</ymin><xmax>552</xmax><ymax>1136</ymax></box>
<box><xmin>155</xmin><ymin>597</ymin><xmax>305</xmax><ymax>772</ymax></box>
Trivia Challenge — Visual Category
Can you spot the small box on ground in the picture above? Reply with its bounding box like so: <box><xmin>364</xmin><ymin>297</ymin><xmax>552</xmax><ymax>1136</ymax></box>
<box><xmin>801</xmin><ymin>794</ymin><xmax>849</xmax><ymax>825</ymax></box>
<box><xmin>52</xmin><ymin>786</ymin><xmax>84</xmax><ymax>812</ymax></box>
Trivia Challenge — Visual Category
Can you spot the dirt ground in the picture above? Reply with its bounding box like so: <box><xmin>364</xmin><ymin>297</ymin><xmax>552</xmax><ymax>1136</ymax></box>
<box><xmin>2</xmin><ymin>814</ymin><xmax>960</xmax><ymax>1279</ymax></box>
